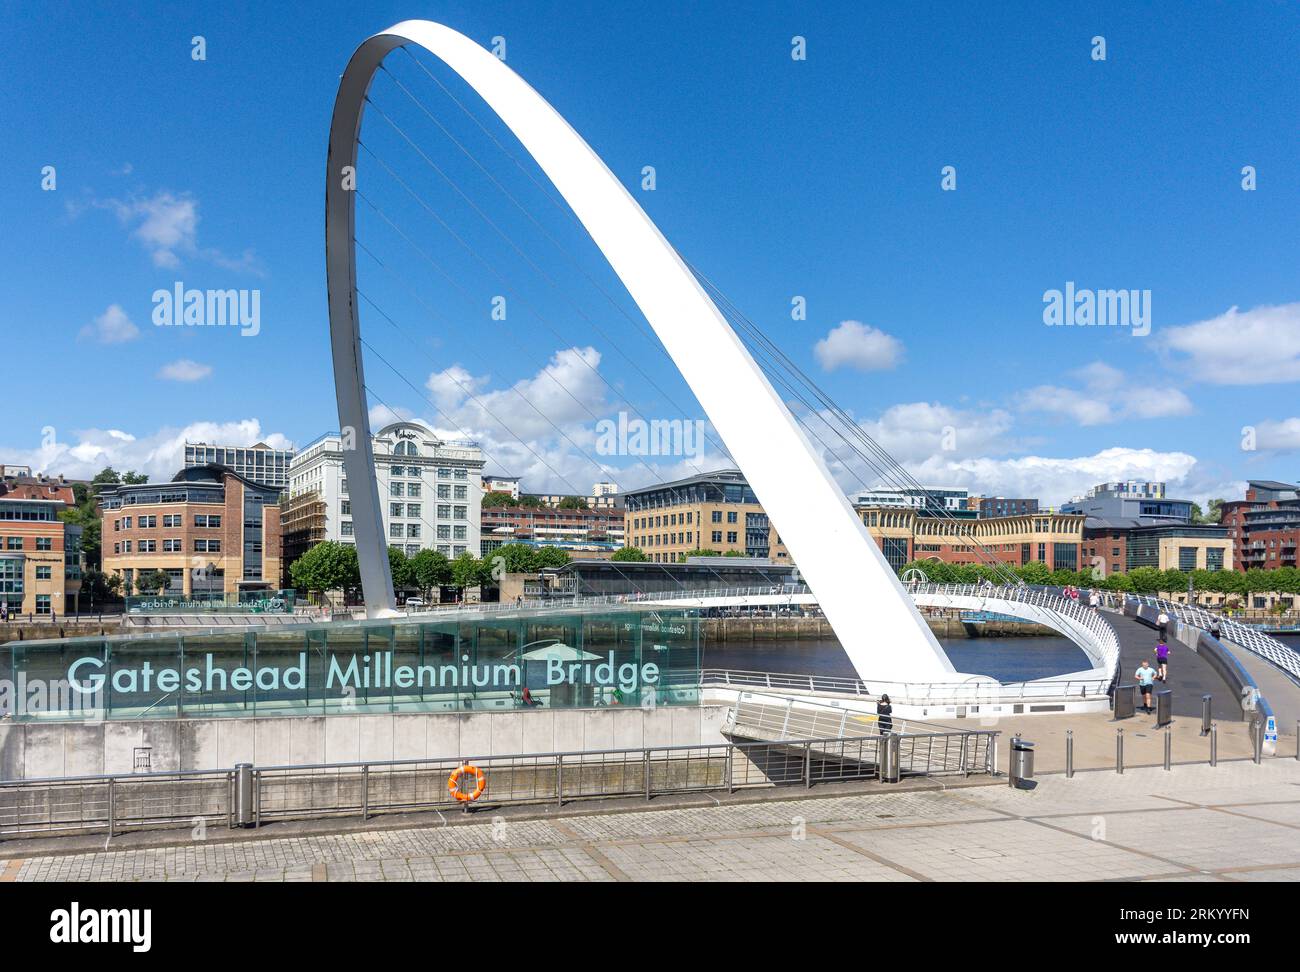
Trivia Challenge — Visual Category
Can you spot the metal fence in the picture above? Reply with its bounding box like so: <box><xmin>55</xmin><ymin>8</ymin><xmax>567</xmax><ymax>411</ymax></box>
<box><xmin>1129</xmin><ymin>595</ymin><xmax>1300</xmax><ymax>686</ymax></box>
<box><xmin>0</xmin><ymin>726</ymin><xmax>998</xmax><ymax>840</ymax></box>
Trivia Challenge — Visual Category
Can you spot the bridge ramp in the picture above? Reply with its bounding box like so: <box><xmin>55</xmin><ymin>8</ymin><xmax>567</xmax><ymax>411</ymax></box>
<box><xmin>1110</xmin><ymin>611</ymin><xmax>1241</xmax><ymax>721</ymax></box>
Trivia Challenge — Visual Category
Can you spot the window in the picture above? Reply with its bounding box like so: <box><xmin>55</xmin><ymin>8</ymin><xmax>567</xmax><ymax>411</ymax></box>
<box><xmin>454</xmin><ymin>525</ymin><xmax>467</xmax><ymax>540</ymax></box>
<box><xmin>390</xmin><ymin>523</ymin><xmax>404</xmax><ymax>538</ymax></box>
<box><xmin>1206</xmin><ymin>548</ymin><xmax>1225</xmax><ymax>571</ymax></box>
<box><xmin>437</xmin><ymin>484</ymin><xmax>451</xmax><ymax>499</ymax></box>
<box><xmin>727</xmin><ymin>512</ymin><xmax>737</xmax><ymax>524</ymax></box>
<box><xmin>1178</xmin><ymin>546</ymin><xmax>1198</xmax><ymax>571</ymax></box>
<box><xmin>139</xmin><ymin>515</ymin><xmax>157</xmax><ymax>528</ymax></box>
<box><xmin>407</xmin><ymin>524</ymin><xmax>421</xmax><ymax>538</ymax></box>
<box><xmin>390</xmin><ymin>482</ymin><xmax>404</xmax><ymax>497</ymax></box>
<box><xmin>405</xmin><ymin>544</ymin><xmax>420</xmax><ymax>556</ymax></box>
<box><xmin>194</xmin><ymin>515</ymin><xmax>222</xmax><ymax>528</ymax></box>
<box><xmin>454</xmin><ymin>468</ymin><xmax>467</xmax><ymax>480</ymax></box>
<box><xmin>35</xmin><ymin>566</ymin><xmax>52</xmax><ymax>580</ymax></box>
<box><xmin>163</xmin><ymin>539</ymin><xmax>182</xmax><ymax>552</ymax></box>
<box><xmin>438</xmin><ymin>467</ymin><xmax>451</xmax><ymax>479</ymax></box>
<box><xmin>453</xmin><ymin>506</ymin><xmax>467</xmax><ymax>520</ymax></box>
<box><xmin>5</xmin><ymin>537</ymin><xmax>20</xmax><ymax>550</ymax></box>
<box><xmin>711</xmin><ymin>511</ymin><xmax>722</xmax><ymax>523</ymax></box>
<box><xmin>114</xmin><ymin>519</ymin><xmax>120</xmax><ymax>532</ymax></box>
<box><xmin>123</xmin><ymin>516</ymin><xmax>132</xmax><ymax>528</ymax></box>
<box><xmin>437</xmin><ymin>505</ymin><xmax>451</xmax><ymax>519</ymax></box>
<box><xmin>194</xmin><ymin>539</ymin><xmax>221</xmax><ymax>552</ymax></box>
<box><xmin>391</xmin><ymin>503</ymin><xmax>404</xmax><ymax>517</ymax></box>
<box><xmin>407</xmin><ymin>482</ymin><xmax>421</xmax><ymax>498</ymax></box>
<box><xmin>711</xmin><ymin>531</ymin><xmax>722</xmax><ymax>543</ymax></box>
<box><xmin>727</xmin><ymin>531</ymin><xmax>737</xmax><ymax>544</ymax></box>
<box><xmin>138</xmin><ymin>539</ymin><xmax>156</xmax><ymax>553</ymax></box>
<box><xmin>340</xmin><ymin>500</ymin><xmax>351</xmax><ymax>515</ymax></box>
<box><xmin>407</xmin><ymin>466</ymin><xmax>421</xmax><ymax>477</ymax></box>
<box><xmin>406</xmin><ymin>503</ymin><xmax>421</xmax><ymax>518</ymax></box>
<box><xmin>35</xmin><ymin>595</ymin><xmax>51</xmax><ymax>616</ymax></box>
<box><xmin>437</xmin><ymin>525</ymin><xmax>450</xmax><ymax>539</ymax></box>
<box><xmin>341</xmin><ymin>521</ymin><xmax>354</xmax><ymax>537</ymax></box>
<box><xmin>163</xmin><ymin>514</ymin><xmax>182</xmax><ymax>527</ymax></box>
<box><xmin>453</xmin><ymin>485</ymin><xmax>466</xmax><ymax>500</ymax></box>
<box><xmin>391</xmin><ymin>465</ymin><xmax>405</xmax><ymax>477</ymax></box>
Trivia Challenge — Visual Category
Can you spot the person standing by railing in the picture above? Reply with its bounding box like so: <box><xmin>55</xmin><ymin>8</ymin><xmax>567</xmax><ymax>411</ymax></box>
<box><xmin>876</xmin><ymin>694</ymin><xmax>893</xmax><ymax>735</ymax></box>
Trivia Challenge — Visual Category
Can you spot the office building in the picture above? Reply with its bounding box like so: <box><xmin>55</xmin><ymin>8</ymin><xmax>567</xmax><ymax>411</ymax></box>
<box><xmin>0</xmin><ymin>474</ymin><xmax>83</xmax><ymax>615</ymax></box>
<box><xmin>623</xmin><ymin>469</ymin><xmax>789</xmax><ymax>563</ymax></box>
<box><xmin>287</xmin><ymin>421</ymin><xmax>485</xmax><ymax>560</ymax></box>
<box><xmin>99</xmin><ymin>465</ymin><xmax>282</xmax><ymax>597</ymax></box>
<box><xmin>1061</xmin><ymin>481</ymin><xmax>1192</xmax><ymax>524</ymax></box>
<box><xmin>184</xmin><ymin>440</ymin><xmax>296</xmax><ymax>488</ymax></box>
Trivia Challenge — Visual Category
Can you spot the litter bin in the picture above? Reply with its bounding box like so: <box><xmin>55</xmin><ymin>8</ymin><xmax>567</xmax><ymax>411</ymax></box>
<box><xmin>878</xmin><ymin>734</ymin><xmax>900</xmax><ymax>784</ymax></box>
<box><xmin>1009</xmin><ymin>737</ymin><xmax>1035</xmax><ymax>789</ymax></box>
<box><xmin>1113</xmin><ymin>684</ymin><xmax>1136</xmax><ymax>720</ymax></box>
<box><xmin>1156</xmin><ymin>690</ymin><xmax>1172</xmax><ymax>727</ymax></box>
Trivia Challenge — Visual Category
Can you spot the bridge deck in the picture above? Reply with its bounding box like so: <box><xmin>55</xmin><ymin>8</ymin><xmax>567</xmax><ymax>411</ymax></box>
<box><xmin>1110</xmin><ymin>611</ymin><xmax>1241</xmax><ymax>722</ymax></box>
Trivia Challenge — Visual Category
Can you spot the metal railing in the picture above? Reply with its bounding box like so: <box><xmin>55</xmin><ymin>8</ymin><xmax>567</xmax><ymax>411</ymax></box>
<box><xmin>1129</xmin><ymin>595</ymin><xmax>1300</xmax><ymax>686</ymax></box>
<box><xmin>0</xmin><ymin>725</ymin><xmax>998</xmax><ymax>839</ymax></box>
<box><xmin>696</xmin><ymin>668</ymin><xmax>1112</xmax><ymax>704</ymax></box>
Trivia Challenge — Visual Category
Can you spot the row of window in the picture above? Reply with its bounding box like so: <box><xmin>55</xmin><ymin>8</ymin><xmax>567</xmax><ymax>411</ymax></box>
<box><xmin>112</xmin><ymin>539</ymin><xmax>222</xmax><ymax>554</ymax></box>
<box><xmin>5</xmin><ymin>537</ymin><xmax>54</xmax><ymax>551</ymax></box>
<box><xmin>388</xmin><ymin>482</ymin><xmax>469</xmax><ymax>499</ymax></box>
<box><xmin>386</xmin><ymin>465</ymin><xmax>470</xmax><ymax>480</ymax></box>
<box><xmin>630</xmin><ymin>510</ymin><xmax>738</xmax><ymax>530</ymax></box>
<box><xmin>114</xmin><ymin>514</ymin><xmax>222</xmax><ymax>530</ymax></box>
<box><xmin>632</xmin><ymin>530</ymin><xmax>740</xmax><ymax>548</ymax></box>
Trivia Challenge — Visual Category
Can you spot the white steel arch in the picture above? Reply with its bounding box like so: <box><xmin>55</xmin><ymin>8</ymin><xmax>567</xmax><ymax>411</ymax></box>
<box><xmin>325</xmin><ymin>20</ymin><xmax>956</xmax><ymax>681</ymax></box>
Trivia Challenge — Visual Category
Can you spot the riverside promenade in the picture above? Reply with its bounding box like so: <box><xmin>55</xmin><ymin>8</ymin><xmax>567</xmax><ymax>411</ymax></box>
<box><xmin>5</xmin><ymin>752</ymin><xmax>1297</xmax><ymax>883</ymax></box>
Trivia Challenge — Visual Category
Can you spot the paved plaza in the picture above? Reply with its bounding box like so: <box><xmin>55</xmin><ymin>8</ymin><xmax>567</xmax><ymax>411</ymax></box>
<box><xmin>3</xmin><ymin>758</ymin><xmax>1298</xmax><ymax>882</ymax></box>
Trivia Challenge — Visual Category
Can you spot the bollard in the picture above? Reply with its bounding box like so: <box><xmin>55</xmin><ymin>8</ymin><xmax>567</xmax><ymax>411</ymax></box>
<box><xmin>1201</xmin><ymin>695</ymin><xmax>1212</xmax><ymax>736</ymax></box>
<box><xmin>234</xmin><ymin>763</ymin><xmax>255</xmax><ymax>827</ymax></box>
<box><xmin>1210</xmin><ymin>723</ymin><xmax>1218</xmax><ymax>767</ymax></box>
<box><xmin>1252</xmin><ymin>717</ymin><xmax>1263</xmax><ymax>765</ymax></box>
<box><xmin>1116</xmin><ymin>728</ymin><xmax>1125</xmax><ymax>775</ymax></box>
<box><xmin>1065</xmin><ymin>730</ymin><xmax>1074</xmax><ymax>779</ymax></box>
<box><xmin>879</xmin><ymin>734</ymin><xmax>901</xmax><ymax>784</ymax></box>
<box><xmin>1164</xmin><ymin>729</ymin><xmax>1172</xmax><ymax>771</ymax></box>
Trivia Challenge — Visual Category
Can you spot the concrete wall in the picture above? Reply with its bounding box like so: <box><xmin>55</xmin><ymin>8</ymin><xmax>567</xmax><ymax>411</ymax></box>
<box><xmin>0</xmin><ymin>704</ymin><xmax>730</xmax><ymax>781</ymax></box>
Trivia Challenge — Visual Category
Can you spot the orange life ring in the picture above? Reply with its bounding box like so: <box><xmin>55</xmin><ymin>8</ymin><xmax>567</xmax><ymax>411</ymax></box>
<box><xmin>447</xmin><ymin>763</ymin><xmax>486</xmax><ymax>803</ymax></box>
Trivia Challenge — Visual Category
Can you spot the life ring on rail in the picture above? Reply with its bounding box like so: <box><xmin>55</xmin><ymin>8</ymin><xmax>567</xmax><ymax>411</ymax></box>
<box><xmin>448</xmin><ymin>764</ymin><xmax>486</xmax><ymax>803</ymax></box>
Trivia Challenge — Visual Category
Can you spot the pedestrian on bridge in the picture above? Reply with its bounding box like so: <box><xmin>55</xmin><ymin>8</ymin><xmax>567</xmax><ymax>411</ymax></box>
<box><xmin>1154</xmin><ymin>640</ymin><xmax>1169</xmax><ymax>681</ymax></box>
<box><xmin>876</xmin><ymin>694</ymin><xmax>893</xmax><ymax>735</ymax></box>
<box><xmin>1157</xmin><ymin>610</ymin><xmax>1170</xmax><ymax>640</ymax></box>
<box><xmin>1135</xmin><ymin>661</ymin><xmax>1157</xmax><ymax>713</ymax></box>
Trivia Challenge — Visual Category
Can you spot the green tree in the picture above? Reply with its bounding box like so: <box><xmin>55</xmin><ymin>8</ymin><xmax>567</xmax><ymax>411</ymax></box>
<box><xmin>678</xmin><ymin>549</ymin><xmax>721</xmax><ymax>561</ymax></box>
<box><xmin>556</xmin><ymin>496</ymin><xmax>588</xmax><ymax>510</ymax></box>
<box><xmin>388</xmin><ymin>546</ymin><xmax>416</xmax><ymax>590</ymax></box>
<box><xmin>410</xmin><ymin>548</ymin><xmax>451</xmax><ymax>597</ymax></box>
<box><xmin>1015</xmin><ymin>562</ymin><xmax>1051</xmax><ymax>585</ymax></box>
<box><xmin>451</xmin><ymin>551</ymin><xmax>481</xmax><ymax>590</ymax></box>
<box><xmin>533</xmin><ymin>546</ymin><xmax>570</xmax><ymax>569</ymax></box>
<box><xmin>610</xmin><ymin>546</ymin><xmax>648</xmax><ymax>562</ymax></box>
<box><xmin>290</xmin><ymin>541</ymin><xmax>360</xmax><ymax>596</ymax></box>
<box><xmin>134</xmin><ymin>569</ymin><xmax>170</xmax><ymax>595</ymax></box>
<box><xmin>481</xmin><ymin>491</ymin><xmax>515</xmax><ymax>508</ymax></box>
<box><xmin>1127</xmin><ymin>567</ymin><xmax>1163</xmax><ymax>594</ymax></box>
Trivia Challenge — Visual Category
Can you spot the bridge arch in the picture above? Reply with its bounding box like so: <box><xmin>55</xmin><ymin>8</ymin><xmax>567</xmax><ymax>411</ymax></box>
<box><xmin>325</xmin><ymin>20</ymin><xmax>954</xmax><ymax>682</ymax></box>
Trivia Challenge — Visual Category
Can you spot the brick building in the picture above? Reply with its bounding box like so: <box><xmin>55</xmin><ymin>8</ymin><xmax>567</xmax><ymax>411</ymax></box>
<box><xmin>99</xmin><ymin>465</ymin><xmax>282</xmax><ymax>597</ymax></box>
<box><xmin>856</xmin><ymin>506</ymin><xmax>1085</xmax><ymax>573</ymax></box>
<box><xmin>1220</xmin><ymin>480</ymin><xmax>1300</xmax><ymax>572</ymax></box>
<box><xmin>0</xmin><ymin>474</ymin><xmax>83</xmax><ymax>616</ymax></box>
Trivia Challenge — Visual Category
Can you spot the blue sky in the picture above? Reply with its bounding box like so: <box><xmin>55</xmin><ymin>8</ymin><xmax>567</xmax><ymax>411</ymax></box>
<box><xmin>3</xmin><ymin>0</ymin><xmax>1298</xmax><ymax>505</ymax></box>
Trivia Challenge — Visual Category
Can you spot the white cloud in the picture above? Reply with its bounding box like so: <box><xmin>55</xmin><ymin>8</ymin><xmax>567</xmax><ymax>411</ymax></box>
<box><xmin>813</xmin><ymin>320</ymin><xmax>904</xmax><ymax>372</ymax></box>
<box><xmin>1252</xmin><ymin>417</ymin><xmax>1300</xmax><ymax>451</ymax></box>
<box><xmin>78</xmin><ymin>304</ymin><xmax>140</xmax><ymax>344</ymax></box>
<box><xmin>910</xmin><ymin>446</ymin><xmax>1202</xmax><ymax>507</ymax></box>
<box><xmin>156</xmin><ymin>359</ymin><xmax>212</xmax><ymax>382</ymax></box>
<box><xmin>86</xmin><ymin>188</ymin><xmax>264</xmax><ymax>275</ymax></box>
<box><xmin>1018</xmin><ymin>361</ymin><xmax>1193</xmax><ymax>426</ymax></box>
<box><xmin>1</xmin><ymin>419</ymin><xmax>293</xmax><ymax>483</ymax></box>
<box><xmin>1156</xmin><ymin>302</ymin><xmax>1300</xmax><ymax>384</ymax></box>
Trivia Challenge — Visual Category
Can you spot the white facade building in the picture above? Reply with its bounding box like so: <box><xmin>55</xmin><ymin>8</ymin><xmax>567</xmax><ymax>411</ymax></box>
<box><xmin>185</xmin><ymin>441</ymin><xmax>296</xmax><ymax>488</ymax></box>
<box><xmin>853</xmin><ymin>486</ymin><xmax>969</xmax><ymax>512</ymax></box>
<box><xmin>288</xmin><ymin>421</ymin><xmax>485</xmax><ymax>558</ymax></box>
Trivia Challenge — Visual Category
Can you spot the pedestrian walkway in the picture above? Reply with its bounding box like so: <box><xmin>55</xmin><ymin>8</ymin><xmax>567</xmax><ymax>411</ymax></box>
<box><xmin>1109</xmin><ymin>610</ymin><xmax>1240</xmax><ymax>721</ymax></box>
<box><xmin>5</xmin><ymin>759</ymin><xmax>1297</xmax><ymax>882</ymax></box>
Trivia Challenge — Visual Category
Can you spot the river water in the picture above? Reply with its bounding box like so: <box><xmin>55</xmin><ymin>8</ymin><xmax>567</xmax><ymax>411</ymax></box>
<box><xmin>703</xmin><ymin>635</ymin><xmax>1092</xmax><ymax>683</ymax></box>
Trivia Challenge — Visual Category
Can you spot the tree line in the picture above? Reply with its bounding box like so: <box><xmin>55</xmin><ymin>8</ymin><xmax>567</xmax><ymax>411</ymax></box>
<box><xmin>897</xmin><ymin>559</ymin><xmax>1300</xmax><ymax>597</ymax></box>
